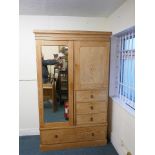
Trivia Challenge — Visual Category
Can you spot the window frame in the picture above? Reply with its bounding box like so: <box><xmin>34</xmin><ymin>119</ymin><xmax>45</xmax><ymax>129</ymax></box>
<box><xmin>110</xmin><ymin>27</ymin><xmax>135</xmax><ymax>111</ymax></box>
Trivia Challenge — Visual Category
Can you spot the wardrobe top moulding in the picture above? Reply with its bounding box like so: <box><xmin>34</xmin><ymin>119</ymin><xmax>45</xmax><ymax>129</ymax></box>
<box><xmin>33</xmin><ymin>30</ymin><xmax>112</xmax><ymax>41</ymax></box>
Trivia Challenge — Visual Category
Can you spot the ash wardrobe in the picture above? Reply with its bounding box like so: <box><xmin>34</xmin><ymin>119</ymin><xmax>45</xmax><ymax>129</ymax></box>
<box><xmin>34</xmin><ymin>30</ymin><xmax>111</xmax><ymax>151</ymax></box>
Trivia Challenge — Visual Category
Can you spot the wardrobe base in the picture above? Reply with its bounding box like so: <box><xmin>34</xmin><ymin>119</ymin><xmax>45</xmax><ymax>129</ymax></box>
<box><xmin>40</xmin><ymin>139</ymin><xmax>107</xmax><ymax>151</ymax></box>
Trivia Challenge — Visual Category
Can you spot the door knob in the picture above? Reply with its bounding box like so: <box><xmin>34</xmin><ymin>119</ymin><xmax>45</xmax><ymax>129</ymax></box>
<box><xmin>90</xmin><ymin>117</ymin><xmax>93</xmax><ymax>121</ymax></box>
<box><xmin>54</xmin><ymin>135</ymin><xmax>58</xmax><ymax>138</ymax></box>
<box><xmin>90</xmin><ymin>94</ymin><xmax>94</xmax><ymax>98</ymax></box>
<box><xmin>90</xmin><ymin>106</ymin><xmax>94</xmax><ymax>110</ymax></box>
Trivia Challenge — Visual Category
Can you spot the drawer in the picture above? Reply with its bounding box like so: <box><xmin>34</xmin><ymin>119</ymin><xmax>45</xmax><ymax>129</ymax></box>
<box><xmin>40</xmin><ymin>128</ymin><xmax>75</xmax><ymax>145</ymax></box>
<box><xmin>40</xmin><ymin>125</ymin><xmax>107</xmax><ymax>145</ymax></box>
<box><xmin>76</xmin><ymin>101</ymin><xmax>107</xmax><ymax>114</ymax></box>
<box><xmin>75</xmin><ymin>125</ymin><xmax>107</xmax><ymax>142</ymax></box>
<box><xmin>76</xmin><ymin>90</ymin><xmax>107</xmax><ymax>102</ymax></box>
<box><xmin>76</xmin><ymin>113</ymin><xmax>107</xmax><ymax>125</ymax></box>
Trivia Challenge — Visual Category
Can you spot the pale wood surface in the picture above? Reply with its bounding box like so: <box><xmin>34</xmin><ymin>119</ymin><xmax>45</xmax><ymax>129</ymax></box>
<box><xmin>74</xmin><ymin>41</ymin><xmax>110</xmax><ymax>90</ymax></box>
<box><xmin>76</xmin><ymin>101</ymin><xmax>107</xmax><ymax>114</ymax></box>
<box><xmin>43</xmin><ymin>82</ymin><xmax>57</xmax><ymax>112</ymax></box>
<box><xmin>34</xmin><ymin>30</ymin><xmax>112</xmax><ymax>41</ymax></box>
<box><xmin>40</xmin><ymin>139</ymin><xmax>107</xmax><ymax>151</ymax></box>
<box><xmin>75</xmin><ymin>90</ymin><xmax>108</xmax><ymax>102</ymax></box>
<box><xmin>76</xmin><ymin>113</ymin><xmax>107</xmax><ymax>125</ymax></box>
<box><xmin>36</xmin><ymin>37</ymin><xmax>110</xmax><ymax>41</ymax></box>
<box><xmin>43</xmin><ymin>83</ymin><xmax>53</xmax><ymax>103</ymax></box>
<box><xmin>36</xmin><ymin>40</ymin><xmax>44</xmax><ymax>127</ymax></box>
<box><xmin>34</xmin><ymin>30</ymin><xmax>112</xmax><ymax>35</ymax></box>
<box><xmin>34</xmin><ymin>30</ymin><xmax>111</xmax><ymax>150</ymax></box>
<box><xmin>68</xmin><ymin>41</ymin><xmax>74</xmax><ymax>125</ymax></box>
<box><xmin>42</xmin><ymin>40</ymin><xmax>68</xmax><ymax>46</ymax></box>
<box><xmin>40</xmin><ymin>125</ymin><xmax>107</xmax><ymax>145</ymax></box>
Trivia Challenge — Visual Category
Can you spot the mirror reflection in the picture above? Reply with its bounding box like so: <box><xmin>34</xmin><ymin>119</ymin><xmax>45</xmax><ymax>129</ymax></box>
<box><xmin>42</xmin><ymin>46</ymin><xmax>69</xmax><ymax>123</ymax></box>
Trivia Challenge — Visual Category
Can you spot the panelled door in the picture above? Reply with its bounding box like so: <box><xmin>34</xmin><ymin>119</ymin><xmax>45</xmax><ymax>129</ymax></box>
<box><xmin>74</xmin><ymin>41</ymin><xmax>110</xmax><ymax>90</ymax></box>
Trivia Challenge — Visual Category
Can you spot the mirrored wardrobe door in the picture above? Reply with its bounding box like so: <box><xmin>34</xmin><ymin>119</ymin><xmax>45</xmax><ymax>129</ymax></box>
<box><xmin>37</xmin><ymin>41</ymin><xmax>73</xmax><ymax>126</ymax></box>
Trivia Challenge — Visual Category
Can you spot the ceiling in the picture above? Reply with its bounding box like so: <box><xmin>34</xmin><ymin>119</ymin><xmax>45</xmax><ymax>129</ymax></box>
<box><xmin>19</xmin><ymin>0</ymin><xmax>126</xmax><ymax>17</ymax></box>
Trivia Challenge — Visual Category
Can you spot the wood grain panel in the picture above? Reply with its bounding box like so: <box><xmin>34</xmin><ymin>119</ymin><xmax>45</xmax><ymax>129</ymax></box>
<box><xmin>40</xmin><ymin>125</ymin><xmax>107</xmax><ymax>145</ymax></box>
<box><xmin>76</xmin><ymin>101</ymin><xmax>107</xmax><ymax>114</ymax></box>
<box><xmin>34</xmin><ymin>30</ymin><xmax>112</xmax><ymax>35</ymax></box>
<box><xmin>36</xmin><ymin>40</ymin><xmax>44</xmax><ymax>127</ymax></box>
<box><xmin>76</xmin><ymin>113</ymin><xmax>107</xmax><ymax>125</ymax></box>
<box><xmin>74</xmin><ymin>41</ymin><xmax>110</xmax><ymax>90</ymax></box>
<box><xmin>76</xmin><ymin>90</ymin><xmax>108</xmax><ymax>102</ymax></box>
<box><xmin>40</xmin><ymin>139</ymin><xmax>107</xmax><ymax>151</ymax></box>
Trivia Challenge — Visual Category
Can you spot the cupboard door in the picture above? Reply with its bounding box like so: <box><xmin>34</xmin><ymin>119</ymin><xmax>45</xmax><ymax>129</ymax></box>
<box><xmin>74</xmin><ymin>41</ymin><xmax>110</xmax><ymax>90</ymax></box>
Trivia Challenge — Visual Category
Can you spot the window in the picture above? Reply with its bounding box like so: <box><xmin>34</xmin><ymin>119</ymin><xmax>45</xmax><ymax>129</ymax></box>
<box><xmin>117</xmin><ymin>28</ymin><xmax>135</xmax><ymax>110</ymax></box>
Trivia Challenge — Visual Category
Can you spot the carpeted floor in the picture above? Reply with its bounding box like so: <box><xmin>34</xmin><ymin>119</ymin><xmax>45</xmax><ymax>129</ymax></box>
<box><xmin>19</xmin><ymin>135</ymin><xmax>118</xmax><ymax>155</ymax></box>
<box><xmin>44</xmin><ymin>102</ymin><xmax>67</xmax><ymax>123</ymax></box>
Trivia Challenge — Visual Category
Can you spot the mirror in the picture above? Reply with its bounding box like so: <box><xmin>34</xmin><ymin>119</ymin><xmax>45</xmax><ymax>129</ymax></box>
<box><xmin>41</xmin><ymin>45</ymin><xmax>69</xmax><ymax>123</ymax></box>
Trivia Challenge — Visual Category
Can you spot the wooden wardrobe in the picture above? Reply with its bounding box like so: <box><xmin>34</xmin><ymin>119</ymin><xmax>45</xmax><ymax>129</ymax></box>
<box><xmin>34</xmin><ymin>30</ymin><xmax>112</xmax><ymax>151</ymax></box>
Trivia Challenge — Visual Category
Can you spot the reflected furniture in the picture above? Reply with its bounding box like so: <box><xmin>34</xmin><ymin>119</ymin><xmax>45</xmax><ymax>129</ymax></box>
<box><xmin>58</xmin><ymin>70</ymin><xmax>68</xmax><ymax>104</ymax></box>
<box><xmin>34</xmin><ymin>30</ymin><xmax>112</xmax><ymax>151</ymax></box>
<box><xmin>43</xmin><ymin>82</ymin><xmax>57</xmax><ymax>112</ymax></box>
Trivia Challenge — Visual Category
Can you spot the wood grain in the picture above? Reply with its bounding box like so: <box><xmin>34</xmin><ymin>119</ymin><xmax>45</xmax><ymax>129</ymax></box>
<box><xmin>40</xmin><ymin>139</ymin><xmax>107</xmax><ymax>151</ymax></box>
<box><xmin>74</xmin><ymin>41</ymin><xmax>110</xmax><ymax>90</ymax></box>
<box><xmin>34</xmin><ymin>30</ymin><xmax>111</xmax><ymax>151</ymax></box>
<box><xmin>40</xmin><ymin>125</ymin><xmax>107</xmax><ymax>145</ymax></box>
<box><xmin>75</xmin><ymin>90</ymin><xmax>108</xmax><ymax>102</ymax></box>
<box><xmin>76</xmin><ymin>101</ymin><xmax>107</xmax><ymax>114</ymax></box>
<box><xmin>36</xmin><ymin>40</ymin><xmax>44</xmax><ymax>127</ymax></box>
<box><xmin>76</xmin><ymin>113</ymin><xmax>107</xmax><ymax>125</ymax></box>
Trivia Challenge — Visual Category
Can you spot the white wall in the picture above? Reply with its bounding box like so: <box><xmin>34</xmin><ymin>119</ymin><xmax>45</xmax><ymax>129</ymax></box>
<box><xmin>19</xmin><ymin>15</ymin><xmax>107</xmax><ymax>136</ymax></box>
<box><xmin>110</xmin><ymin>99</ymin><xmax>135</xmax><ymax>155</ymax></box>
<box><xmin>19</xmin><ymin>81</ymin><xmax>39</xmax><ymax>135</ymax></box>
<box><xmin>107</xmin><ymin>1</ymin><xmax>135</xmax><ymax>154</ymax></box>
<box><xmin>105</xmin><ymin>0</ymin><xmax>135</xmax><ymax>34</ymax></box>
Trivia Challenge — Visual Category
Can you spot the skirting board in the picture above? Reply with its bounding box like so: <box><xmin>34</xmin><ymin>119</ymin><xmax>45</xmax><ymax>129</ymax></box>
<box><xmin>19</xmin><ymin>128</ymin><xmax>40</xmax><ymax>136</ymax></box>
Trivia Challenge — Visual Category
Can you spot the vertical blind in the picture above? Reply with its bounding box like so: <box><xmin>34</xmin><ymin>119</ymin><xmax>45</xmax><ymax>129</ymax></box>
<box><xmin>118</xmin><ymin>30</ymin><xmax>135</xmax><ymax>109</ymax></box>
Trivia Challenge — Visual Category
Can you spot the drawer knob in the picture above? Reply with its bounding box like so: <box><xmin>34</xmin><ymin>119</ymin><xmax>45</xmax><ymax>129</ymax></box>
<box><xmin>90</xmin><ymin>106</ymin><xmax>94</xmax><ymax>110</ymax></box>
<box><xmin>91</xmin><ymin>133</ymin><xmax>95</xmax><ymax>136</ymax></box>
<box><xmin>90</xmin><ymin>94</ymin><xmax>94</xmax><ymax>98</ymax></box>
<box><xmin>90</xmin><ymin>117</ymin><xmax>93</xmax><ymax>121</ymax></box>
<box><xmin>54</xmin><ymin>135</ymin><xmax>58</xmax><ymax>138</ymax></box>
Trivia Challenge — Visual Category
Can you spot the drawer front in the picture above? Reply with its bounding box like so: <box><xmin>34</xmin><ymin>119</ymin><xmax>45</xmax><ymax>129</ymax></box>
<box><xmin>40</xmin><ymin>128</ymin><xmax>75</xmax><ymax>144</ymax></box>
<box><xmin>40</xmin><ymin>125</ymin><xmax>107</xmax><ymax>145</ymax></box>
<box><xmin>76</xmin><ymin>90</ymin><xmax>107</xmax><ymax>102</ymax></box>
<box><xmin>75</xmin><ymin>125</ymin><xmax>107</xmax><ymax>142</ymax></box>
<box><xmin>76</xmin><ymin>113</ymin><xmax>107</xmax><ymax>125</ymax></box>
<box><xmin>76</xmin><ymin>102</ymin><xmax>107</xmax><ymax>114</ymax></box>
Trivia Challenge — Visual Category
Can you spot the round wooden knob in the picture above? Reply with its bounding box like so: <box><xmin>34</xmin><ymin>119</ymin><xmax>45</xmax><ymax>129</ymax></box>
<box><xmin>91</xmin><ymin>133</ymin><xmax>95</xmax><ymax>136</ymax></box>
<box><xmin>54</xmin><ymin>135</ymin><xmax>58</xmax><ymax>138</ymax></box>
<box><xmin>90</xmin><ymin>94</ymin><xmax>94</xmax><ymax>98</ymax></box>
<box><xmin>90</xmin><ymin>117</ymin><xmax>93</xmax><ymax>121</ymax></box>
<box><xmin>90</xmin><ymin>106</ymin><xmax>94</xmax><ymax>110</ymax></box>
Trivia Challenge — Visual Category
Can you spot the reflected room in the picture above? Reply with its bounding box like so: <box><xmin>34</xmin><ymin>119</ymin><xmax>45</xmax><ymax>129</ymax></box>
<box><xmin>41</xmin><ymin>45</ymin><xmax>69</xmax><ymax>123</ymax></box>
